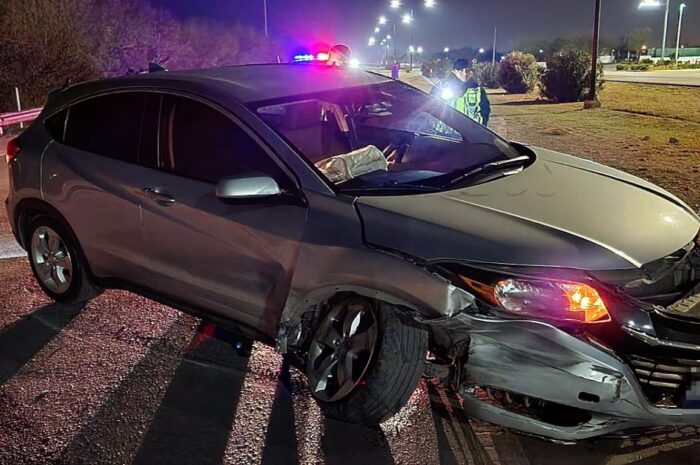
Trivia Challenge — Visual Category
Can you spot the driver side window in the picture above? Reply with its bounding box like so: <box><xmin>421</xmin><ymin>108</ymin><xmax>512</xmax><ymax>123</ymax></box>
<box><xmin>161</xmin><ymin>95</ymin><xmax>283</xmax><ymax>184</ymax></box>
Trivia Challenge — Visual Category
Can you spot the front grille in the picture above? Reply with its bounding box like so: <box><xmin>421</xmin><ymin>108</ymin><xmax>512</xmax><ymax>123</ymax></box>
<box><xmin>628</xmin><ymin>355</ymin><xmax>700</xmax><ymax>408</ymax></box>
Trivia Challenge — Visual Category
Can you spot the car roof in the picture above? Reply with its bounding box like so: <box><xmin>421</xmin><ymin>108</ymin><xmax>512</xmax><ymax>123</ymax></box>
<box><xmin>46</xmin><ymin>64</ymin><xmax>395</xmax><ymax>111</ymax></box>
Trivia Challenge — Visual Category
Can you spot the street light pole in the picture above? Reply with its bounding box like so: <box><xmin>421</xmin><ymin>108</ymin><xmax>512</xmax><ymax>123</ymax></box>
<box><xmin>587</xmin><ymin>0</ymin><xmax>602</xmax><ymax>105</ymax></box>
<box><xmin>662</xmin><ymin>0</ymin><xmax>670</xmax><ymax>59</ymax></box>
<box><xmin>674</xmin><ymin>3</ymin><xmax>687</xmax><ymax>64</ymax></box>
<box><xmin>263</xmin><ymin>0</ymin><xmax>268</xmax><ymax>38</ymax></box>
<box><xmin>492</xmin><ymin>27</ymin><xmax>497</xmax><ymax>66</ymax></box>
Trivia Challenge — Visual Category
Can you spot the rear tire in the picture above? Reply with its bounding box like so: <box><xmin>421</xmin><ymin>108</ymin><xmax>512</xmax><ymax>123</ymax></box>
<box><xmin>26</xmin><ymin>215</ymin><xmax>101</xmax><ymax>304</ymax></box>
<box><xmin>306</xmin><ymin>296</ymin><xmax>428</xmax><ymax>424</ymax></box>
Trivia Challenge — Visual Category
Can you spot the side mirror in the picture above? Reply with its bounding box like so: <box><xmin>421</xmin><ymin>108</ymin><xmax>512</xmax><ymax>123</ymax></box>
<box><xmin>215</xmin><ymin>173</ymin><xmax>282</xmax><ymax>200</ymax></box>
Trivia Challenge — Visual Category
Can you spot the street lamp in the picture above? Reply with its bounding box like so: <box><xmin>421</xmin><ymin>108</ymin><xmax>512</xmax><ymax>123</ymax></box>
<box><xmin>444</xmin><ymin>47</ymin><xmax>450</xmax><ymax>53</ymax></box>
<box><xmin>478</xmin><ymin>48</ymin><xmax>485</xmax><ymax>54</ymax></box>
<box><xmin>378</xmin><ymin>16</ymin><xmax>388</xmax><ymax>25</ymax></box>
<box><xmin>424</xmin><ymin>0</ymin><xmax>436</xmax><ymax>7</ymax></box>
<box><xmin>674</xmin><ymin>3</ymin><xmax>687</xmax><ymax>64</ymax></box>
<box><xmin>374</xmin><ymin>26</ymin><xmax>380</xmax><ymax>33</ymax></box>
<box><xmin>417</xmin><ymin>46</ymin><xmax>423</xmax><ymax>54</ymax></box>
<box><xmin>390</xmin><ymin>0</ymin><xmax>401</xmax><ymax>8</ymax></box>
<box><xmin>402</xmin><ymin>12</ymin><xmax>413</xmax><ymax>24</ymax></box>
<box><xmin>639</xmin><ymin>0</ymin><xmax>670</xmax><ymax>59</ymax></box>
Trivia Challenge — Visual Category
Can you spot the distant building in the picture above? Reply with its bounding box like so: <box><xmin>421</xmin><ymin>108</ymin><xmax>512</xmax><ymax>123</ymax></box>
<box><xmin>642</xmin><ymin>47</ymin><xmax>700</xmax><ymax>63</ymax></box>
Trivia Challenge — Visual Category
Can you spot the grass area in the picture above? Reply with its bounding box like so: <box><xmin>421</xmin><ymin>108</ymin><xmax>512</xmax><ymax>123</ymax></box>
<box><xmin>488</xmin><ymin>82</ymin><xmax>700</xmax><ymax>213</ymax></box>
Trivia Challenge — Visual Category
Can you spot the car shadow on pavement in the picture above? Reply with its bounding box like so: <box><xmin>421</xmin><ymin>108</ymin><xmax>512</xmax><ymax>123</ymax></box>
<box><xmin>426</xmin><ymin>379</ymin><xmax>495</xmax><ymax>465</ymax></box>
<box><xmin>130</xmin><ymin>322</ymin><xmax>253</xmax><ymax>465</ymax></box>
<box><xmin>0</xmin><ymin>302</ymin><xmax>84</xmax><ymax>385</ymax></box>
<box><xmin>58</xmin><ymin>314</ymin><xmax>199</xmax><ymax>465</ymax></box>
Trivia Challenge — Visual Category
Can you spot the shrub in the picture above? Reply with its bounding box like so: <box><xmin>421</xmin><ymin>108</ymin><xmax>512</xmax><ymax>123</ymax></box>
<box><xmin>471</xmin><ymin>62</ymin><xmax>500</xmax><ymax>88</ymax></box>
<box><xmin>497</xmin><ymin>52</ymin><xmax>539</xmax><ymax>94</ymax></box>
<box><xmin>616</xmin><ymin>64</ymin><xmax>629</xmax><ymax>71</ymax></box>
<box><xmin>540</xmin><ymin>49</ymin><xmax>604</xmax><ymax>102</ymax></box>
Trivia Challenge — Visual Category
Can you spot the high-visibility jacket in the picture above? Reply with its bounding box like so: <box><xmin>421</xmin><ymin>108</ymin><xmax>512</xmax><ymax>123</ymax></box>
<box><xmin>453</xmin><ymin>87</ymin><xmax>484</xmax><ymax>125</ymax></box>
<box><xmin>432</xmin><ymin>76</ymin><xmax>491</xmax><ymax>127</ymax></box>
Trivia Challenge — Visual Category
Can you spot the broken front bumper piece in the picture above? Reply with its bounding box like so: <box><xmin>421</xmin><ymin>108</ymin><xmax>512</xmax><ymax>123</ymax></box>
<box><xmin>444</xmin><ymin>314</ymin><xmax>700</xmax><ymax>443</ymax></box>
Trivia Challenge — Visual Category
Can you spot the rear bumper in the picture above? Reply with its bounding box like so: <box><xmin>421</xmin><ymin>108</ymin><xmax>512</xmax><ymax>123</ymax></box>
<box><xmin>445</xmin><ymin>313</ymin><xmax>700</xmax><ymax>442</ymax></box>
<box><xmin>5</xmin><ymin>196</ymin><xmax>21</xmax><ymax>246</ymax></box>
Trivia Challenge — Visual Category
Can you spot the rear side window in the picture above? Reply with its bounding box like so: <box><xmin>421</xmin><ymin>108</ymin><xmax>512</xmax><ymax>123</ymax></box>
<box><xmin>161</xmin><ymin>96</ymin><xmax>283</xmax><ymax>184</ymax></box>
<box><xmin>64</xmin><ymin>93</ymin><xmax>147</xmax><ymax>164</ymax></box>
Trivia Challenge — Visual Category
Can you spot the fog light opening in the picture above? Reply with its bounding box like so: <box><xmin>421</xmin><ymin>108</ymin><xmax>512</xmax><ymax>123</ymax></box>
<box><xmin>578</xmin><ymin>392</ymin><xmax>600</xmax><ymax>403</ymax></box>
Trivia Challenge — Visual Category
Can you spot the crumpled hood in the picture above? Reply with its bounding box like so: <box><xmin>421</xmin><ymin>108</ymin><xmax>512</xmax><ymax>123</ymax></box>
<box><xmin>356</xmin><ymin>147</ymin><xmax>700</xmax><ymax>270</ymax></box>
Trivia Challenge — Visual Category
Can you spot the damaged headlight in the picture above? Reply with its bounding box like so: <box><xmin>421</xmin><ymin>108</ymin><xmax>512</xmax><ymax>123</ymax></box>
<box><xmin>492</xmin><ymin>279</ymin><xmax>611</xmax><ymax>323</ymax></box>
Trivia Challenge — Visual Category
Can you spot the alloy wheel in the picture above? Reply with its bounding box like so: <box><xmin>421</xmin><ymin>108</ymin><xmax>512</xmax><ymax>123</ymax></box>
<box><xmin>30</xmin><ymin>226</ymin><xmax>73</xmax><ymax>294</ymax></box>
<box><xmin>307</xmin><ymin>298</ymin><xmax>378</xmax><ymax>402</ymax></box>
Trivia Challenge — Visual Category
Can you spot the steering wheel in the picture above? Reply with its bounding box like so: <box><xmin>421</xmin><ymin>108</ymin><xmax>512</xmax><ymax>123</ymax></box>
<box><xmin>382</xmin><ymin>142</ymin><xmax>410</xmax><ymax>165</ymax></box>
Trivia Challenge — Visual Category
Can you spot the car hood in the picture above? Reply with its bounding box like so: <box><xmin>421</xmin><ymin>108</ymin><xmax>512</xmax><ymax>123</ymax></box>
<box><xmin>356</xmin><ymin>147</ymin><xmax>700</xmax><ymax>270</ymax></box>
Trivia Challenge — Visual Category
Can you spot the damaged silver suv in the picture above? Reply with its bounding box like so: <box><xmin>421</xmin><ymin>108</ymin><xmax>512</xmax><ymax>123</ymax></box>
<box><xmin>6</xmin><ymin>64</ymin><xmax>700</xmax><ymax>442</ymax></box>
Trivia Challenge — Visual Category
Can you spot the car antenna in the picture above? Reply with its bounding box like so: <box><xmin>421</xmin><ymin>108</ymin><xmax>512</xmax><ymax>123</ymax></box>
<box><xmin>148</xmin><ymin>62</ymin><xmax>167</xmax><ymax>73</ymax></box>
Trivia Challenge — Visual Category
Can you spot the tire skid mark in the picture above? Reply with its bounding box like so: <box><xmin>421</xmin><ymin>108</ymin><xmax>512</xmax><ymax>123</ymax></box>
<box><xmin>0</xmin><ymin>290</ymin><xmax>183</xmax><ymax>464</ymax></box>
<box><xmin>381</xmin><ymin>379</ymin><xmax>442</xmax><ymax>465</ymax></box>
<box><xmin>224</xmin><ymin>342</ymin><xmax>284</xmax><ymax>465</ymax></box>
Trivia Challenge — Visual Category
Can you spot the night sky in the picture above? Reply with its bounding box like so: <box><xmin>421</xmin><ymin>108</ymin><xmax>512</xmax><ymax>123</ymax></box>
<box><xmin>152</xmin><ymin>0</ymin><xmax>699</xmax><ymax>58</ymax></box>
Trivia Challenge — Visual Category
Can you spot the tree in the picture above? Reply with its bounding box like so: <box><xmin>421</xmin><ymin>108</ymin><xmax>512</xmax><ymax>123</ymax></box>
<box><xmin>0</xmin><ymin>0</ymin><xmax>96</xmax><ymax>110</ymax></box>
<box><xmin>540</xmin><ymin>49</ymin><xmax>604</xmax><ymax>102</ymax></box>
<box><xmin>497</xmin><ymin>52</ymin><xmax>539</xmax><ymax>94</ymax></box>
<box><xmin>618</xmin><ymin>27</ymin><xmax>653</xmax><ymax>54</ymax></box>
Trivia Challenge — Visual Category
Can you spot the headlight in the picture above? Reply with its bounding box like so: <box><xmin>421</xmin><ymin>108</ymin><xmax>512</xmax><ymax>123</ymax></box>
<box><xmin>493</xmin><ymin>279</ymin><xmax>610</xmax><ymax>323</ymax></box>
<box><xmin>459</xmin><ymin>273</ymin><xmax>611</xmax><ymax>323</ymax></box>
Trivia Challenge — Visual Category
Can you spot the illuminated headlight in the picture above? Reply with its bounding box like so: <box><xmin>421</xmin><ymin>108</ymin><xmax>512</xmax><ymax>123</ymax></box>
<box><xmin>441</xmin><ymin>88</ymin><xmax>454</xmax><ymax>100</ymax></box>
<box><xmin>349</xmin><ymin>58</ymin><xmax>360</xmax><ymax>68</ymax></box>
<box><xmin>492</xmin><ymin>279</ymin><xmax>611</xmax><ymax>323</ymax></box>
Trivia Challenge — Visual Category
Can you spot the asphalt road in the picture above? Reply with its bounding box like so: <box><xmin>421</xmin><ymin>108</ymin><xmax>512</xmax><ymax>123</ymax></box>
<box><xmin>603</xmin><ymin>68</ymin><xmax>700</xmax><ymax>87</ymax></box>
<box><xmin>3</xmin><ymin>141</ymin><xmax>700</xmax><ymax>465</ymax></box>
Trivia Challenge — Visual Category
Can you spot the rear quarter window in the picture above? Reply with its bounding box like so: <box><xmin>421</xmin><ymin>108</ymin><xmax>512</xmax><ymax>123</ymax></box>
<box><xmin>44</xmin><ymin>109</ymin><xmax>68</xmax><ymax>142</ymax></box>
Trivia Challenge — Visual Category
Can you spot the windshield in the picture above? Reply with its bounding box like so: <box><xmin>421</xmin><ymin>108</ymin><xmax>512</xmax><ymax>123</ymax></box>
<box><xmin>250</xmin><ymin>80</ymin><xmax>522</xmax><ymax>194</ymax></box>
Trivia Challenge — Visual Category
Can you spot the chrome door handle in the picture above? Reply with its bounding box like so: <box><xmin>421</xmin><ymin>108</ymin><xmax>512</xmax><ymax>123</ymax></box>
<box><xmin>142</xmin><ymin>187</ymin><xmax>175</xmax><ymax>205</ymax></box>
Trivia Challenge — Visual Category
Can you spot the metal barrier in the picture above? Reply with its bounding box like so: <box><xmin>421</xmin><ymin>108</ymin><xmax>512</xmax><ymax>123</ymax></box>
<box><xmin>0</xmin><ymin>108</ymin><xmax>42</xmax><ymax>136</ymax></box>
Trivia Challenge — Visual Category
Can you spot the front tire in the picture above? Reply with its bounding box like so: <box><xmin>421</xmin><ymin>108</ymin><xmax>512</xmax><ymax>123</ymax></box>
<box><xmin>306</xmin><ymin>296</ymin><xmax>428</xmax><ymax>424</ymax></box>
<box><xmin>26</xmin><ymin>215</ymin><xmax>100</xmax><ymax>304</ymax></box>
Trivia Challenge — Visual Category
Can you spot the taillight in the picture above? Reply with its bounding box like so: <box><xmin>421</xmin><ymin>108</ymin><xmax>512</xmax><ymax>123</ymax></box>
<box><xmin>6</xmin><ymin>138</ymin><xmax>20</xmax><ymax>164</ymax></box>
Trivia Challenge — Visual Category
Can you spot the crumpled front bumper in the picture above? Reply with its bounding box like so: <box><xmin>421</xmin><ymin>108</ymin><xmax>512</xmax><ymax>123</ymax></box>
<box><xmin>445</xmin><ymin>313</ymin><xmax>700</xmax><ymax>443</ymax></box>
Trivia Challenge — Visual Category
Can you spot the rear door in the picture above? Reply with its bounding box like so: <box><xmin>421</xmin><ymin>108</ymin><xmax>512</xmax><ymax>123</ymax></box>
<box><xmin>138</xmin><ymin>94</ymin><xmax>307</xmax><ymax>332</ymax></box>
<box><xmin>41</xmin><ymin>92</ymin><xmax>156</xmax><ymax>280</ymax></box>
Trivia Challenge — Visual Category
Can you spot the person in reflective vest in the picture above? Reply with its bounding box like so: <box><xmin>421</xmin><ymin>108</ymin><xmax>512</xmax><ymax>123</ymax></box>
<box><xmin>432</xmin><ymin>59</ymin><xmax>491</xmax><ymax>127</ymax></box>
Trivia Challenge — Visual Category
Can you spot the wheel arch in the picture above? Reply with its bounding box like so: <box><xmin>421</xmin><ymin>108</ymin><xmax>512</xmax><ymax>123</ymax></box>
<box><xmin>275</xmin><ymin>280</ymin><xmax>472</xmax><ymax>355</ymax></box>
<box><xmin>14</xmin><ymin>198</ymin><xmax>95</xmax><ymax>279</ymax></box>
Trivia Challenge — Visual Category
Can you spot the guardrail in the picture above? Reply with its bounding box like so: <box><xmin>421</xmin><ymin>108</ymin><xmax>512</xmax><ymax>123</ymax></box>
<box><xmin>0</xmin><ymin>108</ymin><xmax>42</xmax><ymax>136</ymax></box>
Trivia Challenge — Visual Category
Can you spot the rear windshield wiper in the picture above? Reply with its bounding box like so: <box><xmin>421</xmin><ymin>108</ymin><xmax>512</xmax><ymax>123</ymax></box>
<box><xmin>443</xmin><ymin>155</ymin><xmax>531</xmax><ymax>188</ymax></box>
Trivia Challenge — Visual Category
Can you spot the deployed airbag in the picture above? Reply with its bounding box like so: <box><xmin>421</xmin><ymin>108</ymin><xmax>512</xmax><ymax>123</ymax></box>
<box><xmin>315</xmin><ymin>145</ymin><xmax>388</xmax><ymax>183</ymax></box>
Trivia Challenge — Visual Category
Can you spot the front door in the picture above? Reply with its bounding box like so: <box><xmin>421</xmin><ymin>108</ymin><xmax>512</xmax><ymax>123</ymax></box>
<box><xmin>138</xmin><ymin>95</ymin><xmax>307</xmax><ymax>333</ymax></box>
